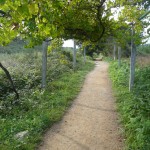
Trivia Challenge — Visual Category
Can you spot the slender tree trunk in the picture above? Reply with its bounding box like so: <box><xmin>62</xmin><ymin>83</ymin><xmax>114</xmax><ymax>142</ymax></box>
<box><xmin>41</xmin><ymin>40</ymin><xmax>48</xmax><ymax>88</ymax></box>
<box><xmin>118</xmin><ymin>46</ymin><xmax>121</xmax><ymax>67</ymax></box>
<box><xmin>0</xmin><ymin>62</ymin><xmax>19</xmax><ymax>99</ymax></box>
<box><xmin>84</xmin><ymin>47</ymin><xmax>86</xmax><ymax>64</ymax></box>
<box><xmin>129</xmin><ymin>25</ymin><xmax>136</xmax><ymax>91</ymax></box>
<box><xmin>73</xmin><ymin>40</ymin><xmax>76</xmax><ymax>70</ymax></box>
<box><xmin>113</xmin><ymin>43</ymin><xmax>116</xmax><ymax>60</ymax></box>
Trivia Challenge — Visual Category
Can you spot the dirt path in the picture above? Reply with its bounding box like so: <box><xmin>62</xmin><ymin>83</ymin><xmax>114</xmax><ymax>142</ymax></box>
<box><xmin>38</xmin><ymin>61</ymin><xmax>123</xmax><ymax>150</ymax></box>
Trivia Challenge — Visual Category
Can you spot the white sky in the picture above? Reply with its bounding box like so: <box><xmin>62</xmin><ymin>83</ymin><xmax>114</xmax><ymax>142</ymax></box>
<box><xmin>63</xmin><ymin>39</ymin><xmax>74</xmax><ymax>47</ymax></box>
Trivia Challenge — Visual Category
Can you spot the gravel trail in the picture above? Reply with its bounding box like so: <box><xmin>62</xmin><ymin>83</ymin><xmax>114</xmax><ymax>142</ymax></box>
<box><xmin>38</xmin><ymin>61</ymin><xmax>123</xmax><ymax>150</ymax></box>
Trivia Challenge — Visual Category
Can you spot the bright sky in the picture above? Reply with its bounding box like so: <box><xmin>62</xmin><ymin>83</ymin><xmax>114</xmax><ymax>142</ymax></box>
<box><xmin>63</xmin><ymin>39</ymin><xmax>74</xmax><ymax>47</ymax></box>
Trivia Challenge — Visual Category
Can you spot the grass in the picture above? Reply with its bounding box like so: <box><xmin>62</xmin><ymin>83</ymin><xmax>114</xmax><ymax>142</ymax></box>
<box><xmin>0</xmin><ymin>47</ymin><xmax>94</xmax><ymax>149</ymax></box>
<box><xmin>137</xmin><ymin>44</ymin><xmax>150</xmax><ymax>55</ymax></box>
<box><xmin>109</xmin><ymin>60</ymin><xmax>150</xmax><ymax>150</ymax></box>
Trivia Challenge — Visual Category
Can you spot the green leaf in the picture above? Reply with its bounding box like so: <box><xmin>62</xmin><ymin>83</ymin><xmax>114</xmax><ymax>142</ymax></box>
<box><xmin>28</xmin><ymin>3</ymin><xmax>39</xmax><ymax>15</ymax></box>
<box><xmin>0</xmin><ymin>0</ymin><xmax>5</xmax><ymax>5</ymax></box>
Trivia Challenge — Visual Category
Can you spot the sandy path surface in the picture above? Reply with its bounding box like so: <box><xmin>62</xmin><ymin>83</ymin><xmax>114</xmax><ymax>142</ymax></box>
<box><xmin>38</xmin><ymin>61</ymin><xmax>123</xmax><ymax>150</ymax></box>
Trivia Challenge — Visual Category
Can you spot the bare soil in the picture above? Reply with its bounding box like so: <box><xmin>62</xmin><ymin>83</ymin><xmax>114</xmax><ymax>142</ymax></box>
<box><xmin>38</xmin><ymin>61</ymin><xmax>124</xmax><ymax>150</ymax></box>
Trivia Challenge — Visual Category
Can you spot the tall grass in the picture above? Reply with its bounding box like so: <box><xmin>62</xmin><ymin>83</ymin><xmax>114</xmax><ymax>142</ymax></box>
<box><xmin>109</xmin><ymin>60</ymin><xmax>150</xmax><ymax>150</ymax></box>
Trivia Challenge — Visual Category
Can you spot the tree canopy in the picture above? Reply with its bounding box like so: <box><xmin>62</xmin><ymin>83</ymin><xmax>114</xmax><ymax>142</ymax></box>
<box><xmin>0</xmin><ymin>0</ymin><xmax>149</xmax><ymax>46</ymax></box>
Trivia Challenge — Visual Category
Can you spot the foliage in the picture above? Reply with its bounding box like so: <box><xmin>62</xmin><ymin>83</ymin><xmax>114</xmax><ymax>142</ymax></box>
<box><xmin>137</xmin><ymin>44</ymin><xmax>150</xmax><ymax>55</ymax></box>
<box><xmin>47</xmin><ymin>38</ymin><xmax>63</xmax><ymax>53</ymax></box>
<box><xmin>138</xmin><ymin>0</ymin><xmax>150</xmax><ymax>9</ymax></box>
<box><xmin>0</xmin><ymin>38</ymin><xmax>42</xmax><ymax>54</ymax></box>
<box><xmin>109</xmin><ymin>60</ymin><xmax>150</xmax><ymax>150</ymax></box>
<box><xmin>107</xmin><ymin>0</ymin><xmax>148</xmax><ymax>48</ymax></box>
<box><xmin>1</xmin><ymin>0</ymin><xmax>147</xmax><ymax>47</ymax></box>
<box><xmin>0</xmin><ymin>49</ymin><xmax>94</xmax><ymax>150</ymax></box>
<box><xmin>92</xmin><ymin>52</ymin><xmax>103</xmax><ymax>60</ymax></box>
<box><xmin>0</xmin><ymin>0</ymin><xmax>111</xmax><ymax>46</ymax></box>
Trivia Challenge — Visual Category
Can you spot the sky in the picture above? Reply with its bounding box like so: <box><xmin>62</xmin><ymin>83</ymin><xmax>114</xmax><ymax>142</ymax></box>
<box><xmin>142</xmin><ymin>13</ymin><xmax>150</xmax><ymax>44</ymax></box>
<box><xmin>63</xmin><ymin>39</ymin><xmax>74</xmax><ymax>47</ymax></box>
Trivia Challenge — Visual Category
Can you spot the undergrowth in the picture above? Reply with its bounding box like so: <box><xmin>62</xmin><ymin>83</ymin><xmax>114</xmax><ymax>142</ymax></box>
<box><xmin>0</xmin><ymin>49</ymin><xmax>94</xmax><ymax>150</ymax></box>
<box><xmin>109</xmin><ymin>60</ymin><xmax>150</xmax><ymax>150</ymax></box>
<box><xmin>137</xmin><ymin>44</ymin><xmax>150</xmax><ymax>55</ymax></box>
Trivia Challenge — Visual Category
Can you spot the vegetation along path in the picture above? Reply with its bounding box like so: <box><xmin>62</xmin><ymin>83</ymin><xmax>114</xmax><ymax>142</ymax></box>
<box><xmin>38</xmin><ymin>61</ymin><xmax>123</xmax><ymax>150</ymax></box>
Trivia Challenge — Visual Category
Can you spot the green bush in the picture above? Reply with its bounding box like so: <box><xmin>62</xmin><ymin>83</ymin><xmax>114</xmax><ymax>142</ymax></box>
<box><xmin>109</xmin><ymin>61</ymin><xmax>150</xmax><ymax>150</ymax></box>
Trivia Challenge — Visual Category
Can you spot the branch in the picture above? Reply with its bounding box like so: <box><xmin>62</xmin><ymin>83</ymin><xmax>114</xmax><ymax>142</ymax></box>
<box><xmin>0</xmin><ymin>62</ymin><xmax>19</xmax><ymax>99</ymax></box>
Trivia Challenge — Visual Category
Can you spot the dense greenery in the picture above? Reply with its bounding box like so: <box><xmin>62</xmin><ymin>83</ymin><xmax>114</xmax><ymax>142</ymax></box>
<box><xmin>0</xmin><ymin>48</ymin><xmax>94</xmax><ymax>150</ymax></box>
<box><xmin>0</xmin><ymin>39</ymin><xmax>42</xmax><ymax>54</ymax></box>
<box><xmin>137</xmin><ymin>44</ymin><xmax>150</xmax><ymax>55</ymax></box>
<box><xmin>0</xmin><ymin>0</ymin><xmax>147</xmax><ymax>47</ymax></box>
<box><xmin>109</xmin><ymin>60</ymin><xmax>150</xmax><ymax>150</ymax></box>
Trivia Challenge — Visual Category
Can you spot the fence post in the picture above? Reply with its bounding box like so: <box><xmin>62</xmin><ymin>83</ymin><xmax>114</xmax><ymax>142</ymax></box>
<box><xmin>84</xmin><ymin>47</ymin><xmax>86</xmax><ymax>64</ymax></box>
<box><xmin>113</xmin><ymin>43</ymin><xmax>116</xmax><ymax>60</ymax></box>
<box><xmin>41</xmin><ymin>40</ymin><xmax>48</xmax><ymax>88</ymax></box>
<box><xmin>118</xmin><ymin>46</ymin><xmax>121</xmax><ymax>67</ymax></box>
<box><xmin>129</xmin><ymin>24</ymin><xmax>136</xmax><ymax>91</ymax></box>
<box><xmin>73</xmin><ymin>39</ymin><xmax>76</xmax><ymax>70</ymax></box>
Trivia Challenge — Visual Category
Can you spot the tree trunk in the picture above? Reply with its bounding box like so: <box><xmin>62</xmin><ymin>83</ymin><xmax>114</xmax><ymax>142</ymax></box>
<box><xmin>118</xmin><ymin>46</ymin><xmax>121</xmax><ymax>67</ymax></box>
<box><xmin>113</xmin><ymin>43</ymin><xmax>116</xmax><ymax>60</ymax></box>
<box><xmin>0</xmin><ymin>62</ymin><xmax>19</xmax><ymax>99</ymax></box>
<box><xmin>84</xmin><ymin>47</ymin><xmax>86</xmax><ymax>64</ymax></box>
<box><xmin>129</xmin><ymin>25</ymin><xmax>136</xmax><ymax>91</ymax></box>
<box><xmin>73</xmin><ymin>40</ymin><xmax>76</xmax><ymax>70</ymax></box>
<box><xmin>41</xmin><ymin>40</ymin><xmax>48</xmax><ymax>88</ymax></box>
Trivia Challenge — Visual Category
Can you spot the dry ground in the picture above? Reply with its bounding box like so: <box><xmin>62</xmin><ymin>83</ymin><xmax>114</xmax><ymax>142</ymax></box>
<box><xmin>136</xmin><ymin>55</ymin><xmax>150</xmax><ymax>67</ymax></box>
<box><xmin>38</xmin><ymin>61</ymin><xmax>124</xmax><ymax>150</ymax></box>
